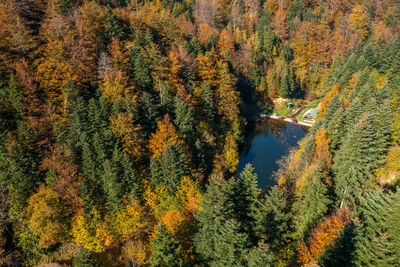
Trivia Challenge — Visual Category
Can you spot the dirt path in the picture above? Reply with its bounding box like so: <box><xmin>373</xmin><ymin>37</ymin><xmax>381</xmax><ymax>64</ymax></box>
<box><xmin>289</xmin><ymin>105</ymin><xmax>306</xmax><ymax>118</ymax></box>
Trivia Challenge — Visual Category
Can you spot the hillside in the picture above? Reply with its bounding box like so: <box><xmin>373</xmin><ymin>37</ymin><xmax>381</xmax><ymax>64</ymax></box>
<box><xmin>0</xmin><ymin>0</ymin><xmax>400</xmax><ymax>265</ymax></box>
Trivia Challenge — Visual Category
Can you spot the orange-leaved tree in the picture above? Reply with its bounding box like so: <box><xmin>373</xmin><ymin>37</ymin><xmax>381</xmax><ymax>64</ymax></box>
<box><xmin>316</xmin><ymin>84</ymin><xmax>340</xmax><ymax>120</ymax></box>
<box><xmin>40</xmin><ymin>146</ymin><xmax>83</xmax><ymax>215</ymax></box>
<box><xmin>196</xmin><ymin>49</ymin><xmax>219</xmax><ymax>87</ymax></box>
<box><xmin>298</xmin><ymin>208</ymin><xmax>352</xmax><ymax>264</ymax></box>
<box><xmin>149</xmin><ymin>114</ymin><xmax>184</xmax><ymax>159</ymax></box>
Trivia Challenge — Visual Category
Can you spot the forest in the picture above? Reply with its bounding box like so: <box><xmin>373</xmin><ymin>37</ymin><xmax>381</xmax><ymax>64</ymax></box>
<box><xmin>0</xmin><ymin>0</ymin><xmax>400</xmax><ymax>265</ymax></box>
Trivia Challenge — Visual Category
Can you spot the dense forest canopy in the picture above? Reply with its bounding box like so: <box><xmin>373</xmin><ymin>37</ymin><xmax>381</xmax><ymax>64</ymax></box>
<box><xmin>0</xmin><ymin>0</ymin><xmax>400</xmax><ymax>265</ymax></box>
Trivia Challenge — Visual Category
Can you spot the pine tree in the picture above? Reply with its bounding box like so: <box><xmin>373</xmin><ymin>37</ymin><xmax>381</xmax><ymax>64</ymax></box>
<box><xmin>150</xmin><ymin>143</ymin><xmax>189</xmax><ymax>193</ymax></box>
<box><xmin>194</xmin><ymin>178</ymin><xmax>247</xmax><ymax>265</ymax></box>
<box><xmin>333</xmin><ymin>113</ymin><xmax>388</xmax><ymax>208</ymax></box>
<box><xmin>201</xmin><ymin>81</ymin><xmax>215</xmax><ymax>121</ymax></box>
<box><xmin>174</xmin><ymin>97</ymin><xmax>194</xmax><ymax>143</ymax></box>
<box><xmin>352</xmin><ymin>191</ymin><xmax>400</xmax><ymax>266</ymax></box>
<box><xmin>293</xmin><ymin>167</ymin><xmax>332</xmax><ymax>239</ymax></box>
<box><xmin>235</xmin><ymin>164</ymin><xmax>261</xmax><ymax>244</ymax></box>
<box><xmin>255</xmin><ymin>186</ymin><xmax>291</xmax><ymax>253</ymax></box>
<box><xmin>149</xmin><ymin>224</ymin><xmax>183</xmax><ymax>267</ymax></box>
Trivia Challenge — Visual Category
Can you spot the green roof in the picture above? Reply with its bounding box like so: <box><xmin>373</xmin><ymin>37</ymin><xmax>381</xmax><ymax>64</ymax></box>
<box><xmin>304</xmin><ymin>108</ymin><xmax>317</xmax><ymax>118</ymax></box>
<box><xmin>287</xmin><ymin>102</ymin><xmax>293</xmax><ymax>106</ymax></box>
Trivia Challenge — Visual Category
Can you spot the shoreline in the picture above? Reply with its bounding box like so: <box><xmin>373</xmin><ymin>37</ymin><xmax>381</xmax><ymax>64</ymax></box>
<box><xmin>259</xmin><ymin>114</ymin><xmax>313</xmax><ymax>127</ymax></box>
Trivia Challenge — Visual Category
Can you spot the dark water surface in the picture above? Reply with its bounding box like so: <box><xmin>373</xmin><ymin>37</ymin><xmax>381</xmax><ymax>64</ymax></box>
<box><xmin>238</xmin><ymin>119</ymin><xmax>308</xmax><ymax>188</ymax></box>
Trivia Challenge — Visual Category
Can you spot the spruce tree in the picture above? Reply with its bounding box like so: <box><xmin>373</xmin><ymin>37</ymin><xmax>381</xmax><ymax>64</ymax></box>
<box><xmin>130</xmin><ymin>48</ymin><xmax>153</xmax><ymax>91</ymax></box>
<box><xmin>255</xmin><ymin>186</ymin><xmax>291</xmax><ymax>253</ymax></box>
<box><xmin>327</xmin><ymin>107</ymin><xmax>346</xmax><ymax>151</ymax></box>
<box><xmin>150</xmin><ymin>143</ymin><xmax>189</xmax><ymax>192</ymax></box>
<box><xmin>0</xmin><ymin>122</ymin><xmax>42</xmax><ymax>214</ymax></box>
<box><xmin>293</xmin><ymin>167</ymin><xmax>332</xmax><ymax>239</ymax></box>
<box><xmin>194</xmin><ymin>178</ymin><xmax>247</xmax><ymax>265</ymax></box>
<box><xmin>352</xmin><ymin>191</ymin><xmax>400</xmax><ymax>266</ymax></box>
<box><xmin>235</xmin><ymin>164</ymin><xmax>261</xmax><ymax>244</ymax></box>
<box><xmin>139</xmin><ymin>92</ymin><xmax>160</xmax><ymax>133</ymax></box>
<box><xmin>201</xmin><ymin>81</ymin><xmax>215</xmax><ymax>121</ymax></box>
<box><xmin>105</xmin><ymin>8</ymin><xmax>126</xmax><ymax>42</ymax></box>
<box><xmin>333</xmin><ymin>113</ymin><xmax>388</xmax><ymax>208</ymax></box>
<box><xmin>242</xmin><ymin>242</ymin><xmax>274</xmax><ymax>267</ymax></box>
<box><xmin>149</xmin><ymin>224</ymin><xmax>183</xmax><ymax>267</ymax></box>
<box><xmin>174</xmin><ymin>97</ymin><xmax>194</xmax><ymax>143</ymax></box>
<box><xmin>323</xmin><ymin>94</ymin><xmax>342</xmax><ymax>123</ymax></box>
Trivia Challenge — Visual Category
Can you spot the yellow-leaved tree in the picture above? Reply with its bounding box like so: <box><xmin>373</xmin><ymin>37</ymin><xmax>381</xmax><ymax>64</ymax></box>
<box><xmin>72</xmin><ymin>208</ymin><xmax>114</xmax><ymax>253</ymax></box>
<box><xmin>26</xmin><ymin>185</ymin><xmax>69</xmax><ymax>248</ymax></box>
<box><xmin>223</xmin><ymin>132</ymin><xmax>239</xmax><ymax>173</ymax></box>
<box><xmin>101</xmin><ymin>67</ymin><xmax>136</xmax><ymax>103</ymax></box>
<box><xmin>110</xmin><ymin>113</ymin><xmax>146</xmax><ymax>162</ymax></box>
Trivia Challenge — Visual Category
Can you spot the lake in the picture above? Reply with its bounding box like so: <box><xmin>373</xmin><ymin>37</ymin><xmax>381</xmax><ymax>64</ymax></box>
<box><xmin>238</xmin><ymin>119</ymin><xmax>309</xmax><ymax>188</ymax></box>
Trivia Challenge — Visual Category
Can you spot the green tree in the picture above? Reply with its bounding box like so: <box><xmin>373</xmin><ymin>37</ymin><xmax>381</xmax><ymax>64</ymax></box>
<box><xmin>174</xmin><ymin>97</ymin><xmax>194</xmax><ymax>143</ymax></box>
<box><xmin>105</xmin><ymin>8</ymin><xmax>126</xmax><ymax>42</ymax></box>
<box><xmin>150</xmin><ymin>143</ymin><xmax>189</xmax><ymax>193</ymax></box>
<box><xmin>149</xmin><ymin>224</ymin><xmax>183</xmax><ymax>267</ymax></box>
<box><xmin>235</xmin><ymin>164</ymin><xmax>261</xmax><ymax>244</ymax></box>
<box><xmin>352</xmin><ymin>190</ymin><xmax>400</xmax><ymax>266</ymax></box>
<box><xmin>242</xmin><ymin>242</ymin><xmax>273</xmax><ymax>267</ymax></box>
<box><xmin>201</xmin><ymin>81</ymin><xmax>215</xmax><ymax>121</ymax></box>
<box><xmin>293</xmin><ymin>167</ymin><xmax>332</xmax><ymax>239</ymax></box>
<box><xmin>130</xmin><ymin>48</ymin><xmax>152</xmax><ymax>91</ymax></box>
<box><xmin>0</xmin><ymin>122</ymin><xmax>42</xmax><ymax>215</ymax></box>
<box><xmin>333</xmin><ymin>112</ymin><xmax>390</xmax><ymax>208</ymax></box>
<box><xmin>255</xmin><ymin>186</ymin><xmax>291</xmax><ymax>254</ymax></box>
<box><xmin>194</xmin><ymin>178</ymin><xmax>247</xmax><ymax>265</ymax></box>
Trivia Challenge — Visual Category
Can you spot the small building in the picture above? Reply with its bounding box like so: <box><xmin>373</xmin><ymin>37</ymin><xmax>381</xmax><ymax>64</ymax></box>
<box><xmin>286</xmin><ymin>102</ymin><xmax>293</xmax><ymax>109</ymax></box>
<box><xmin>303</xmin><ymin>108</ymin><xmax>317</xmax><ymax>122</ymax></box>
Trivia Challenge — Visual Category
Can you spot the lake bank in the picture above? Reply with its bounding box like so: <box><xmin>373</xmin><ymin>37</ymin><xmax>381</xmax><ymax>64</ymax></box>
<box><xmin>238</xmin><ymin>119</ymin><xmax>308</xmax><ymax>188</ymax></box>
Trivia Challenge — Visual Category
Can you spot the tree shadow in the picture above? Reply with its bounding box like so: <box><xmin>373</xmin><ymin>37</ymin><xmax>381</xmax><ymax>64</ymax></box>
<box><xmin>318</xmin><ymin>222</ymin><xmax>357</xmax><ymax>267</ymax></box>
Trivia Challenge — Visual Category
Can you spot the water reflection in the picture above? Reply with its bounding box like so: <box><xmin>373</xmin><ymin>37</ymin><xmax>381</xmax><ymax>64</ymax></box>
<box><xmin>238</xmin><ymin>119</ymin><xmax>308</xmax><ymax>188</ymax></box>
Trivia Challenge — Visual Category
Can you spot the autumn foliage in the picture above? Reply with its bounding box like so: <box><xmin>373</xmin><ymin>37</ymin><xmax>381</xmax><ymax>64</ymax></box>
<box><xmin>298</xmin><ymin>208</ymin><xmax>352</xmax><ymax>264</ymax></box>
<box><xmin>149</xmin><ymin>114</ymin><xmax>184</xmax><ymax>159</ymax></box>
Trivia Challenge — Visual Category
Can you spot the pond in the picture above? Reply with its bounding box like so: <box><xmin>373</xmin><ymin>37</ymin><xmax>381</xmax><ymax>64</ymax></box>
<box><xmin>238</xmin><ymin>119</ymin><xmax>309</xmax><ymax>188</ymax></box>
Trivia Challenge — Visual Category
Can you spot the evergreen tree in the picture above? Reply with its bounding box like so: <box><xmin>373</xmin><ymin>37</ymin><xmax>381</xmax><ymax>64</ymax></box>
<box><xmin>194</xmin><ymin>178</ymin><xmax>247</xmax><ymax>265</ymax></box>
<box><xmin>242</xmin><ymin>242</ymin><xmax>274</xmax><ymax>267</ymax></box>
<box><xmin>235</xmin><ymin>164</ymin><xmax>261</xmax><ymax>244</ymax></box>
<box><xmin>352</xmin><ymin>191</ymin><xmax>400</xmax><ymax>266</ymax></box>
<box><xmin>323</xmin><ymin>94</ymin><xmax>342</xmax><ymax>123</ymax></box>
<box><xmin>327</xmin><ymin>107</ymin><xmax>346</xmax><ymax>151</ymax></box>
<box><xmin>333</xmin><ymin>113</ymin><xmax>389</xmax><ymax>208</ymax></box>
<box><xmin>150</xmin><ymin>143</ymin><xmax>189</xmax><ymax>192</ymax></box>
<box><xmin>319</xmin><ymin>222</ymin><xmax>357</xmax><ymax>267</ymax></box>
<box><xmin>174</xmin><ymin>97</ymin><xmax>194</xmax><ymax>143</ymax></box>
<box><xmin>201</xmin><ymin>81</ymin><xmax>215</xmax><ymax>121</ymax></box>
<box><xmin>255</xmin><ymin>186</ymin><xmax>291</xmax><ymax>253</ymax></box>
<box><xmin>293</xmin><ymin>167</ymin><xmax>332</xmax><ymax>239</ymax></box>
<box><xmin>139</xmin><ymin>92</ymin><xmax>160</xmax><ymax>133</ymax></box>
<box><xmin>130</xmin><ymin>48</ymin><xmax>152</xmax><ymax>91</ymax></box>
<box><xmin>0</xmin><ymin>122</ymin><xmax>42</xmax><ymax>214</ymax></box>
<box><xmin>149</xmin><ymin>224</ymin><xmax>183</xmax><ymax>267</ymax></box>
<box><xmin>105</xmin><ymin>8</ymin><xmax>126</xmax><ymax>42</ymax></box>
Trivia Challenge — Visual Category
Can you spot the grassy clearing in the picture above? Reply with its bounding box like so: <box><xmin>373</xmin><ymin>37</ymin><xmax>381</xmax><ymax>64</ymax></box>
<box><xmin>296</xmin><ymin>99</ymin><xmax>320</xmax><ymax>121</ymax></box>
<box><xmin>274</xmin><ymin>107</ymin><xmax>293</xmax><ymax>117</ymax></box>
